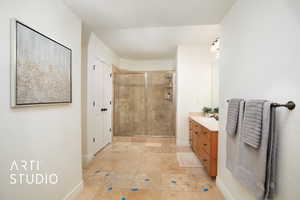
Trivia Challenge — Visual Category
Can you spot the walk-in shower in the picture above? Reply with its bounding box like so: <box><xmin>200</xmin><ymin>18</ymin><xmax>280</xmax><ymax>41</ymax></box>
<box><xmin>113</xmin><ymin>71</ymin><xmax>176</xmax><ymax>137</ymax></box>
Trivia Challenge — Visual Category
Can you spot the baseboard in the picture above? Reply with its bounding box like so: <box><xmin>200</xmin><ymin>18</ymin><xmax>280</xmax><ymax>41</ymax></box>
<box><xmin>176</xmin><ymin>139</ymin><xmax>190</xmax><ymax>146</ymax></box>
<box><xmin>216</xmin><ymin>177</ymin><xmax>235</xmax><ymax>200</ymax></box>
<box><xmin>62</xmin><ymin>181</ymin><xmax>83</xmax><ymax>200</ymax></box>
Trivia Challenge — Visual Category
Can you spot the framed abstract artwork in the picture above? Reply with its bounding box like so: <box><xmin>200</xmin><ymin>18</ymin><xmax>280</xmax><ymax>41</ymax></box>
<box><xmin>10</xmin><ymin>19</ymin><xmax>72</xmax><ymax>107</ymax></box>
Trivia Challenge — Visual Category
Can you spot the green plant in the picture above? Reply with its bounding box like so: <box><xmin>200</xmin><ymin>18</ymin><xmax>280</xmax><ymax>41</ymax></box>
<box><xmin>213</xmin><ymin>107</ymin><xmax>219</xmax><ymax>113</ymax></box>
<box><xmin>202</xmin><ymin>107</ymin><xmax>212</xmax><ymax>114</ymax></box>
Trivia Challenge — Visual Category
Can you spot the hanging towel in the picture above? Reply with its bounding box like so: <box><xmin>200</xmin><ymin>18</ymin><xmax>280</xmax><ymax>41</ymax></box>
<box><xmin>242</xmin><ymin>100</ymin><xmax>266</xmax><ymax>149</ymax></box>
<box><xmin>226</xmin><ymin>98</ymin><xmax>244</xmax><ymax>136</ymax></box>
<box><xmin>226</xmin><ymin>101</ymin><xmax>245</xmax><ymax>172</ymax></box>
<box><xmin>265</xmin><ymin>105</ymin><xmax>277</xmax><ymax>199</ymax></box>
<box><xmin>233</xmin><ymin>102</ymin><xmax>277</xmax><ymax>200</ymax></box>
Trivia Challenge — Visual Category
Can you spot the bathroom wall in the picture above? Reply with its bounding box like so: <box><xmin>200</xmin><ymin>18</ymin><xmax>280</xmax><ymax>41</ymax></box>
<box><xmin>176</xmin><ymin>45</ymin><xmax>213</xmax><ymax>146</ymax></box>
<box><xmin>119</xmin><ymin>58</ymin><xmax>176</xmax><ymax>71</ymax></box>
<box><xmin>217</xmin><ymin>0</ymin><xmax>300</xmax><ymax>199</ymax></box>
<box><xmin>81</xmin><ymin>31</ymin><xmax>119</xmax><ymax>165</ymax></box>
<box><xmin>0</xmin><ymin>0</ymin><xmax>82</xmax><ymax>199</ymax></box>
<box><xmin>211</xmin><ymin>53</ymin><xmax>220</xmax><ymax>108</ymax></box>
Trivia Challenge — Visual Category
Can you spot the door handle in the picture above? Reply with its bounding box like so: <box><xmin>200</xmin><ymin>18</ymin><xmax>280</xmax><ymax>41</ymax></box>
<box><xmin>101</xmin><ymin>108</ymin><xmax>108</xmax><ymax>112</ymax></box>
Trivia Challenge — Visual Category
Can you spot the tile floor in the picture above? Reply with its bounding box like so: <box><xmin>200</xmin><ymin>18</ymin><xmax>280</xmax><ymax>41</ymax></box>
<box><xmin>76</xmin><ymin>137</ymin><xmax>224</xmax><ymax>200</ymax></box>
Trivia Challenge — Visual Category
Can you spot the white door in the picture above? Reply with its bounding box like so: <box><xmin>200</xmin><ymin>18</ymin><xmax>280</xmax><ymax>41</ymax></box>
<box><xmin>94</xmin><ymin>60</ymin><xmax>104</xmax><ymax>152</ymax></box>
<box><xmin>91</xmin><ymin>60</ymin><xmax>112</xmax><ymax>154</ymax></box>
<box><xmin>101</xmin><ymin>62</ymin><xmax>112</xmax><ymax>145</ymax></box>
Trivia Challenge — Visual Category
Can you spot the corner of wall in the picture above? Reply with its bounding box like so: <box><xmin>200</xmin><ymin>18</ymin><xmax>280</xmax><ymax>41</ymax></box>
<box><xmin>82</xmin><ymin>153</ymin><xmax>95</xmax><ymax>168</ymax></box>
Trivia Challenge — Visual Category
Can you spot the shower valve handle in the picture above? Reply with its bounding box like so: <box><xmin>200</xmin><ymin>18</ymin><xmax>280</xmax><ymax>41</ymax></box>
<box><xmin>101</xmin><ymin>108</ymin><xmax>108</xmax><ymax>112</ymax></box>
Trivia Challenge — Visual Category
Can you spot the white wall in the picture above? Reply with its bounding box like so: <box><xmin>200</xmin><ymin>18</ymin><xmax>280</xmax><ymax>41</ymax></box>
<box><xmin>176</xmin><ymin>45</ymin><xmax>213</xmax><ymax>146</ymax></box>
<box><xmin>217</xmin><ymin>0</ymin><xmax>300</xmax><ymax>199</ymax></box>
<box><xmin>119</xmin><ymin>58</ymin><xmax>176</xmax><ymax>71</ymax></box>
<box><xmin>81</xmin><ymin>32</ymin><xmax>119</xmax><ymax>165</ymax></box>
<box><xmin>211</xmin><ymin>54</ymin><xmax>220</xmax><ymax>108</ymax></box>
<box><xmin>0</xmin><ymin>0</ymin><xmax>82</xmax><ymax>200</ymax></box>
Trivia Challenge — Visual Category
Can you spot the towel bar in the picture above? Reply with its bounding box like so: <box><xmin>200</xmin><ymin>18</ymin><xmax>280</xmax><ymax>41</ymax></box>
<box><xmin>271</xmin><ymin>101</ymin><xmax>296</xmax><ymax>110</ymax></box>
<box><xmin>226</xmin><ymin>100</ymin><xmax>296</xmax><ymax>110</ymax></box>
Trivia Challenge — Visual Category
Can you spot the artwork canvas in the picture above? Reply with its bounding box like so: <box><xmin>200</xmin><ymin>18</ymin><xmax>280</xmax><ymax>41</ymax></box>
<box><xmin>11</xmin><ymin>19</ymin><xmax>72</xmax><ymax>107</ymax></box>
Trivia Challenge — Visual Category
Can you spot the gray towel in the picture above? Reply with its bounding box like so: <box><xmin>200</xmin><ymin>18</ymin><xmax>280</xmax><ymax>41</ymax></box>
<box><xmin>265</xmin><ymin>106</ymin><xmax>277</xmax><ymax>199</ymax></box>
<box><xmin>233</xmin><ymin>102</ymin><xmax>277</xmax><ymax>200</ymax></box>
<box><xmin>226</xmin><ymin>101</ymin><xmax>245</xmax><ymax>172</ymax></box>
<box><xmin>242</xmin><ymin>100</ymin><xmax>266</xmax><ymax>149</ymax></box>
<box><xmin>226</xmin><ymin>98</ymin><xmax>244</xmax><ymax>136</ymax></box>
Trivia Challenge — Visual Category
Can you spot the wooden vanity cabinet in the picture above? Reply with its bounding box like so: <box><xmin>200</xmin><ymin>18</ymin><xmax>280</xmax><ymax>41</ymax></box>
<box><xmin>189</xmin><ymin>118</ymin><xmax>218</xmax><ymax>177</ymax></box>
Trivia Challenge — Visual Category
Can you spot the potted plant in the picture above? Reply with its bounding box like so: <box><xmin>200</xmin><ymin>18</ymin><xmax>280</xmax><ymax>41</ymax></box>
<box><xmin>202</xmin><ymin>107</ymin><xmax>212</xmax><ymax>116</ymax></box>
<box><xmin>202</xmin><ymin>107</ymin><xmax>219</xmax><ymax>119</ymax></box>
<box><xmin>212</xmin><ymin>107</ymin><xmax>219</xmax><ymax>120</ymax></box>
<box><xmin>213</xmin><ymin>107</ymin><xmax>219</xmax><ymax>114</ymax></box>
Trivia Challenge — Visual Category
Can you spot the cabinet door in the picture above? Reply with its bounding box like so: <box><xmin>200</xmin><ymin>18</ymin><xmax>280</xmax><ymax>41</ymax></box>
<box><xmin>191</xmin><ymin>130</ymin><xmax>198</xmax><ymax>153</ymax></box>
<box><xmin>190</xmin><ymin>120</ymin><xmax>196</xmax><ymax>151</ymax></box>
<box><xmin>192</xmin><ymin>123</ymin><xmax>199</xmax><ymax>154</ymax></box>
<box><xmin>189</xmin><ymin>119</ymin><xmax>193</xmax><ymax>145</ymax></box>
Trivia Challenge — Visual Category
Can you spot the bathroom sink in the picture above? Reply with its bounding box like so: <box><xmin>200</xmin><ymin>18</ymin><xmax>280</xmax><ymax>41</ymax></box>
<box><xmin>190</xmin><ymin>116</ymin><xmax>219</xmax><ymax>131</ymax></box>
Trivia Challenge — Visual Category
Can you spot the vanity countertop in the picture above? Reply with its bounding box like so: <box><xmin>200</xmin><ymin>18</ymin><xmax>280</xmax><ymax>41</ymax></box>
<box><xmin>189</xmin><ymin>115</ymin><xmax>219</xmax><ymax>132</ymax></box>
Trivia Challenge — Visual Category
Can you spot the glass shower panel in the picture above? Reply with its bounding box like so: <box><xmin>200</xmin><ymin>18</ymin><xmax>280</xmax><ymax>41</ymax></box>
<box><xmin>146</xmin><ymin>72</ymin><xmax>175</xmax><ymax>136</ymax></box>
<box><xmin>113</xmin><ymin>71</ymin><xmax>175</xmax><ymax>137</ymax></box>
<box><xmin>114</xmin><ymin>73</ymin><xmax>146</xmax><ymax>136</ymax></box>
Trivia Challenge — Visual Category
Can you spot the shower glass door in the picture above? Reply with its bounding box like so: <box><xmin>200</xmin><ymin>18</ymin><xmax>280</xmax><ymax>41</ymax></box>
<box><xmin>114</xmin><ymin>73</ymin><xmax>147</xmax><ymax>136</ymax></box>
<box><xmin>113</xmin><ymin>71</ymin><xmax>175</xmax><ymax>137</ymax></box>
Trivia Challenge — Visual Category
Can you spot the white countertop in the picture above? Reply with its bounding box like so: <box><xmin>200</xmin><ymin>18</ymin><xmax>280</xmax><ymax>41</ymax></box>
<box><xmin>190</xmin><ymin>115</ymin><xmax>219</xmax><ymax>132</ymax></box>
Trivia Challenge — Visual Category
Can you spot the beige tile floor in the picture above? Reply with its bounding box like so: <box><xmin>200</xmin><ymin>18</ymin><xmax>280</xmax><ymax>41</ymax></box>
<box><xmin>76</xmin><ymin>137</ymin><xmax>224</xmax><ymax>200</ymax></box>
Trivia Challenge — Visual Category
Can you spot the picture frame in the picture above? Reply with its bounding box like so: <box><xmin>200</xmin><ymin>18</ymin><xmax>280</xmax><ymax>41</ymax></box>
<box><xmin>10</xmin><ymin>19</ymin><xmax>72</xmax><ymax>107</ymax></box>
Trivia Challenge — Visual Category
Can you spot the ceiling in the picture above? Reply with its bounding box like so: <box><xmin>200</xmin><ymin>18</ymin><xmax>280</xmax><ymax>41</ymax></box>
<box><xmin>64</xmin><ymin>0</ymin><xmax>236</xmax><ymax>59</ymax></box>
<box><xmin>97</xmin><ymin>25</ymin><xmax>220</xmax><ymax>59</ymax></box>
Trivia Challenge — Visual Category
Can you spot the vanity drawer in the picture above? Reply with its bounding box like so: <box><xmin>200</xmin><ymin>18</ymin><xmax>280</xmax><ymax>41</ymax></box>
<box><xmin>192</xmin><ymin>122</ymin><xmax>201</xmax><ymax>131</ymax></box>
<box><xmin>199</xmin><ymin>135</ymin><xmax>210</xmax><ymax>154</ymax></box>
<box><xmin>200</xmin><ymin>126</ymin><xmax>209</xmax><ymax>140</ymax></box>
<box><xmin>198</xmin><ymin>147</ymin><xmax>210</xmax><ymax>172</ymax></box>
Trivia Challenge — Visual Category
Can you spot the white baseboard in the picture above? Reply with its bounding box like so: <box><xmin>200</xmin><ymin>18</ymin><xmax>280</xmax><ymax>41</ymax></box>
<box><xmin>63</xmin><ymin>181</ymin><xmax>83</xmax><ymax>200</ymax></box>
<box><xmin>176</xmin><ymin>140</ymin><xmax>190</xmax><ymax>146</ymax></box>
<box><xmin>216</xmin><ymin>177</ymin><xmax>235</xmax><ymax>200</ymax></box>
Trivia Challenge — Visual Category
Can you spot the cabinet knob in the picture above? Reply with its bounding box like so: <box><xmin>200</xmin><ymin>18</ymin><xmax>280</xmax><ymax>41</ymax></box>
<box><xmin>203</xmin><ymin>144</ymin><xmax>207</xmax><ymax>146</ymax></box>
<box><xmin>203</xmin><ymin>159</ymin><xmax>207</xmax><ymax>162</ymax></box>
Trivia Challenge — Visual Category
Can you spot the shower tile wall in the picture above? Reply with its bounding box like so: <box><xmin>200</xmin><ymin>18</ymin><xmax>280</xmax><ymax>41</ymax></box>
<box><xmin>114</xmin><ymin>72</ymin><xmax>175</xmax><ymax>137</ymax></box>
<box><xmin>147</xmin><ymin>72</ymin><xmax>175</xmax><ymax>136</ymax></box>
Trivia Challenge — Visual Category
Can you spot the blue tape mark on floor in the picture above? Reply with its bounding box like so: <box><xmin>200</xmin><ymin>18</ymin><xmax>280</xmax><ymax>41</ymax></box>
<box><xmin>107</xmin><ymin>187</ymin><xmax>113</xmax><ymax>191</ymax></box>
<box><xmin>203</xmin><ymin>188</ymin><xmax>209</xmax><ymax>192</ymax></box>
<box><xmin>120</xmin><ymin>197</ymin><xmax>127</xmax><ymax>200</ymax></box>
<box><xmin>131</xmin><ymin>188</ymin><xmax>140</xmax><ymax>192</ymax></box>
<box><xmin>105</xmin><ymin>173</ymin><xmax>111</xmax><ymax>176</ymax></box>
<box><xmin>171</xmin><ymin>180</ymin><xmax>177</xmax><ymax>184</ymax></box>
<box><xmin>144</xmin><ymin>178</ymin><xmax>150</xmax><ymax>182</ymax></box>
